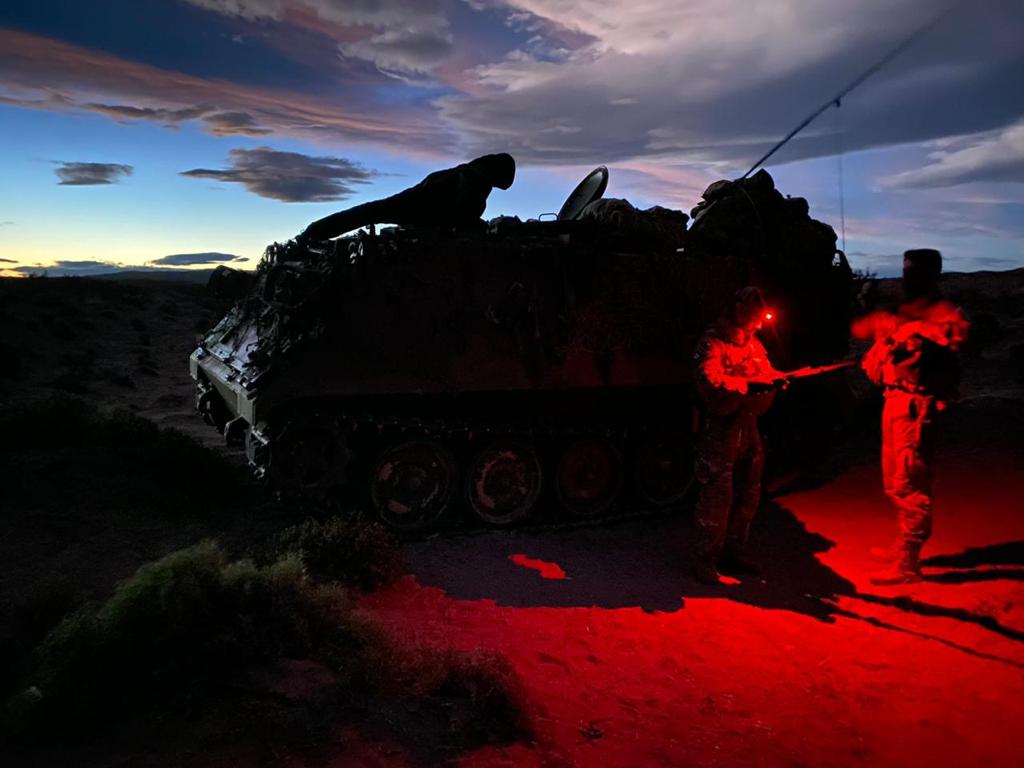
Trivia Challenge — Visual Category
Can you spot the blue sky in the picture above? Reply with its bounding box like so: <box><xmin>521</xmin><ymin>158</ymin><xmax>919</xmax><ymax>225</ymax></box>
<box><xmin>1</xmin><ymin>0</ymin><xmax>1022</xmax><ymax>277</ymax></box>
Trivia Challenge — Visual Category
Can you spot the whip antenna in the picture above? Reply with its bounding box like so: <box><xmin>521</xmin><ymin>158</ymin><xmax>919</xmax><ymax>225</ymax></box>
<box><xmin>740</xmin><ymin>4</ymin><xmax>957</xmax><ymax>179</ymax></box>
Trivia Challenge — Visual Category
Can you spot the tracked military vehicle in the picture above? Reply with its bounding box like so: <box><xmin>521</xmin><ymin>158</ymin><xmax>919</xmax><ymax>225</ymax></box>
<box><xmin>190</xmin><ymin>166</ymin><xmax>854</xmax><ymax>531</ymax></box>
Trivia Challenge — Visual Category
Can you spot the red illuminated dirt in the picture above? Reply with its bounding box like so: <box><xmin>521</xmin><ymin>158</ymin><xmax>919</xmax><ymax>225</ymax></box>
<box><xmin>509</xmin><ymin>554</ymin><xmax>568</xmax><ymax>580</ymax></box>
<box><xmin>361</xmin><ymin>419</ymin><xmax>1024</xmax><ymax>767</ymax></box>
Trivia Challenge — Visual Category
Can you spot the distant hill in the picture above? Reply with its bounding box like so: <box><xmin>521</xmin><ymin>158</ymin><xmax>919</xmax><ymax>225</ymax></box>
<box><xmin>89</xmin><ymin>269</ymin><xmax>216</xmax><ymax>284</ymax></box>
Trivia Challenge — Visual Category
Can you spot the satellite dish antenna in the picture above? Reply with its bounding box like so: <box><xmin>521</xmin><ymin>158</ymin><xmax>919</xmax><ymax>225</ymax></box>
<box><xmin>557</xmin><ymin>166</ymin><xmax>608</xmax><ymax>221</ymax></box>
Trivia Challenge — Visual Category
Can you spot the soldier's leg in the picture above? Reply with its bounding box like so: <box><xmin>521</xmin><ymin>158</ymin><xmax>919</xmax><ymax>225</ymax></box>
<box><xmin>718</xmin><ymin>419</ymin><xmax>764</xmax><ymax>575</ymax></box>
<box><xmin>873</xmin><ymin>393</ymin><xmax>932</xmax><ymax>584</ymax></box>
<box><xmin>869</xmin><ymin>394</ymin><xmax>902</xmax><ymax>562</ymax></box>
<box><xmin>881</xmin><ymin>394</ymin><xmax>899</xmax><ymax>504</ymax></box>
<box><xmin>893</xmin><ymin>396</ymin><xmax>935</xmax><ymax>547</ymax></box>
<box><xmin>726</xmin><ymin>419</ymin><xmax>764</xmax><ymax>550</ymax></box>
<box><xmin>693</xmin><ymin>419</ymin><xmax>739</xmax><ymax>575</ymax></box>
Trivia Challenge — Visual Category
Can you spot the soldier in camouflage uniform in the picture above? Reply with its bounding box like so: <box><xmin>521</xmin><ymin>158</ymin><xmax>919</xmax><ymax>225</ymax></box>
<box><xmin>692</xmin><ymin>287</ymin><xmax>784</xmax><ymax>585</ymax></box>
<box><xmin>853</xmin><ymin>249</ymin><xmax>969</xmax><ymax>585</ymax></box>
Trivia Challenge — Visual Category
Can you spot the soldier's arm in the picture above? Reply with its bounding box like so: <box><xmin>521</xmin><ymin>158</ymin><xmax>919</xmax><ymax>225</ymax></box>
<box><xmin>861</xmin><ymin>335</ymin><xmax>893</xmax><ymax>385</ymax></box>
<box><xmin>851</xmin><ymin>310</ymin><xmax>899</xmax><ymax>341</ymax></box>
<box><xmin>749</xmin><ymin>337</ymin><xmax>784</xmax><ymax>382</ymax></box>
<box><xmin>696</xmin><ymin>337</ymin><xmax>749</xmax><ymax>395</ymax></box>
<box><xmin>943</xmin><ymin>304</ymin><xmax>970</xmax><ymax>350</ymax></box>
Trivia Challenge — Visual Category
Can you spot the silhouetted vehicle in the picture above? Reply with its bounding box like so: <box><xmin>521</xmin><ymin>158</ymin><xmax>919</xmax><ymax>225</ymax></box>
<box><xmin>190</xmin><ymin>166</ymin><xmax>854</xmax><ymax>531</ymax></box>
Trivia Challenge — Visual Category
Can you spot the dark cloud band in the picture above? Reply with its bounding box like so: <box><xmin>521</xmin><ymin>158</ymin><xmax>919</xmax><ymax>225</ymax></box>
<box><xmin>181</xmin><ymin>146</ymin><xmax>378</xmax><ymax>202</ymax></box>
<box><xmin>149</xmin><ymin>252</ymin><xmax>245</xmax><ymax>266</ymax></box>
<box><xmin>55</xmin><ymin>162</ymin><xmax>133</xmax><ymax>186</ymax></box>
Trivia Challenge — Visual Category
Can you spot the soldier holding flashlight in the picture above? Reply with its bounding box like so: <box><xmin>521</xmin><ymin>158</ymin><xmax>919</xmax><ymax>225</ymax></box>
<box><xmin>691</xmin><ymin>286</ymin><xmax>785</xmax><ymax>585</ymax></box>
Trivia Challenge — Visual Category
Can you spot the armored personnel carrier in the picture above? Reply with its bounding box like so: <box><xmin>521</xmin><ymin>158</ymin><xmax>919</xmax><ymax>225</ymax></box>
<box><xmin>190</xmin><ymin>166</ymin><xmax>854</xmax><ymax>531</ymax></box>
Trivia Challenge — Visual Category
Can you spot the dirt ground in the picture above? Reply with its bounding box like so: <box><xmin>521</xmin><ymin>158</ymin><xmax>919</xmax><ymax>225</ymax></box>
<box><xmin>2</xmin><ymin>271</ymin><xmax>1023</xmax><ymax>766</ymax></box>
<box><xmin>363</xmin><ymin>441</ymin><xmax>1024</xmax><ymax>767</ymax></box>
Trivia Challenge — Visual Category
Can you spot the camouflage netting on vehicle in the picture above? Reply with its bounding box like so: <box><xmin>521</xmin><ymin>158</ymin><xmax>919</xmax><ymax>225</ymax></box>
<box><xmin>244</xmin><ymin>221</ymin><xmax>698</xmax><ymax>399</ymax></box>
<box><xmin>681</xmin><ymin>169</ymin><xmax>855</xmax><ymax>368</ymax></box>
<box><xmin>215</xmin><ymin>171</ymin><xmax>852</xmax><ymax>401</ymax></box>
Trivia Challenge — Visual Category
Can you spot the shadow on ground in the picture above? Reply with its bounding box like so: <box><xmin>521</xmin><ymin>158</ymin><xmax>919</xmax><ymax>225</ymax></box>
<box><xmin>407</xmin><ymin>503</ymin><xmax>847</xmax><ymax>618</ymax></box>
<box><xmin>406</xmin><ymin>504</ymin><xmax>1024</xmax><ymax>664</ymax></box>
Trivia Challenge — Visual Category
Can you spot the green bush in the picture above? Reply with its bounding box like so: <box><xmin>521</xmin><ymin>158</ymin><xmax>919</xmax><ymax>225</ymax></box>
<box><xmin>263</xmin><ymin>517</ymin><xmax>404</xmax><ymax>590</ymax></box>
<box><xmin>3</xmin><ymin>541</ymin><xmax>531</xmax><ymax>761</ymax></box>
<box><xmin>17</xmin><ymin>542</ymin><xmax>372</xmax><ymax>735</ymax></box>
<box><xmin>415</xmin><ymin>648</ymin><xmax>533</xmax><ymax>746</ymax></box>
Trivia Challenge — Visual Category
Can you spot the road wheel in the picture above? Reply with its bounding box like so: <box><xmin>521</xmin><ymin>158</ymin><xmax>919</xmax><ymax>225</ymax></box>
<box><xmin>370</xmin><ymin>440</ymin><xmax>457</xmax><ymax>532</ymax></box>
<box><xmin>465</xmin><ymin>440</ymin><xmax>543</xmax><ymax>525</ymax></box>
<box><xmin>633</xmin><ymin>435</ymin><xmax>694</xmax><ymax>507</ymax></box>
<box><xmin>271</xmin><ymin>412</ymin><xmax>350</xmax><ymax>505</ymax></box>
<box><xmin>555</xmin><ymin>438</ymin><xmax>623</xmax><ymax>517</ymax></box>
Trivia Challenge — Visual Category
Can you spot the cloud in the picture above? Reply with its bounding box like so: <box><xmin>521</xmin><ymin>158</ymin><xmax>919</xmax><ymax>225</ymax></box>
<box><xmin>54</xmin><ymin>162</ymin><xmax>134</xmax><ymax>186</ymax></box>
<box><xmin>183</xmin><ymin>0</ymin><xmax>455</xmax><ymax>76</ymax></box>
<box><xmin>0</xmin><ymin>258</ymin><xmax>16</xmax><ymax>263</ymax></box>
<box><xmin>4</xmin><ymin>1</ymin><xmax>1023</xmax><ymax>187</ymax></box>
<box><xmin>339</xmin><ymin>27</ymin><xmax>454</xmax><ymax>76</ymax></box>
<box><xmin>149</xmin><ymin>252</ymin><xmax>246</xmax><ymax>266</ymax></box>
<box><xmin>180</xmin><ymin>146</ymin><xmax>378</xmax><ymax>201</ymax></box>
<box><xmin>438</xmin><ymin>0</ymin><xmax>1024</xmax><ymax>168</ymax></box>
<box><xmin>879</xmin><ymin>122</ymin><xmax>1024</xmax><ymax>189</ymax></box>
<box><xmin>10</xmin><ymin>259</ymin><xmax>233</xmax><ymax>277</ymax></box>
<box><xmin>965</xmin><ymin>255</ymin><xmax>1021</xmax><ymax>270</ymax></box>
<box><xmin>202</xmin><ymin>111</ymin><xmax>273</xmax><ymax>136</ymax></box>
<box><xmin>86</xmin><ymin>103</ymin><xmax>214</xmax><ymax>125</ymax></box>
<box><xmin>184</xmin><ymin>0</ymin><xmax>284</xmax><ymax>20</ymax></box>
<box><xmin>0</xmin><ymin>29</ymin><xmax>448</xmax><ymax>147</ymax></box>
<box><xmin>0</xmin><ymin>221</ymin><xmax>14</xmax><ymax>227</ymax></box>
<box><xmin>13</xmin><ymin>260</ymin><xmax>129</xmax><ymax>276</ymax></box>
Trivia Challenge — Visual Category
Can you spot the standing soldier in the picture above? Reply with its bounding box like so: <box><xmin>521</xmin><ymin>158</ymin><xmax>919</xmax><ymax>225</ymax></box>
<box><xmin>692</xmin><ymin>286</ymin><xmax>784</xmax><ymax>585</ymax></box>
<box><xmin>853</xmin><ymin>249</ymin><xmax>969</xmax><ymax>585</ymax></box>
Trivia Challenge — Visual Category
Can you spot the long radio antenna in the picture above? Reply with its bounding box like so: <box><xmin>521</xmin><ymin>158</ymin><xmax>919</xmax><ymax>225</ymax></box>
<box><xmin>740</xmin><ymin>4</ymin><xmax>958</xmax><ymax>179</ymax></box>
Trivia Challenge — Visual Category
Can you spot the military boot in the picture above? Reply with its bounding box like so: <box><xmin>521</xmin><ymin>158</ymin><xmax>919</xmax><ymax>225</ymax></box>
<box><xmin>869</xmin><ymin>543</ymin><xmax>923</xmax><ymax>586</ymax></box>
<box><xmin>718</xmin><ymin>544</ymin><xmax>762</xmax><ymax>576</ymax></box>
<box><xmin>692</xmin><ymin>561</ymin><xmax>724</xmax><ymax>586</ymax></box>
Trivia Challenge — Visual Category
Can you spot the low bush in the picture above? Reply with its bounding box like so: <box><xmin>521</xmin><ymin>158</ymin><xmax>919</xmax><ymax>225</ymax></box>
<box><xmin>9</xmin><ymin>542</ymin><xmax>373</xmax><ymax>739</ymax></box>
<box><xmin>2</xmin><ymin>541</ymin><xmax>531</xmax><ymax>762</ymax></box>
<box><xmin>415</xmin><ymin>648</ymin><xmax>533</xmax><ymax>746</ymax></box>
<box><xmin>262</xmin><ymin>517</ymin><xmax>404</xmax><ymax>590</ymax></box>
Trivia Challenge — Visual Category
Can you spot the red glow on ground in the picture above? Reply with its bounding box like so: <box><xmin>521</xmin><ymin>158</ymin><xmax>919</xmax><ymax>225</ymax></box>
<box><xmin>509</xmin><ymin>553</ymin><xmax>567</xmax><ymax>580</ymax></box>
<box><xmin>361</xmin><ymin>454</ymin><xmax>1024</xmax><ymax>767</ymax></box>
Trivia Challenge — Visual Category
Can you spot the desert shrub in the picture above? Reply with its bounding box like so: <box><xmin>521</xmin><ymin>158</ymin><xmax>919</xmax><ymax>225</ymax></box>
<box><xmin>15</xmin><ymin>542</ymin><xmax>373</xmax><ymax>737</ymax></box>
<box><xmin>3</xmin><ymin>542</ymin><xmax>531</xmax><ymax>761</ymax></box>
<box><xmin>263</xmin><ymin>517</ymin><xmax>404</xmax><ymax>590</ymax></box>
<box><xmin>412</xmin><ymin>648</ymin><xmax>533</xmax><ymax>746</ymax></box>
<box><xmin>0</xmin><ymin>396</ymin><xmax>239</xmax><ymax>517</ymax></box>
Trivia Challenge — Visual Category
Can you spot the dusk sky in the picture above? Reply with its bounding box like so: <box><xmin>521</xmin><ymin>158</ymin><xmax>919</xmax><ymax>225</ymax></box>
<box><xmin>1</xmin><ymin>0</ymin><xmax>1022</xmax><ymax>278</ymax></box>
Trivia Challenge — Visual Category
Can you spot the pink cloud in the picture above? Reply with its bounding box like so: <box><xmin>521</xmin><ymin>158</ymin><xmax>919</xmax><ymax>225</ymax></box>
<box><xmin>0</xmin><ymin>28</ymin><xmax>450</xmax><ymax>149</ymax></box>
